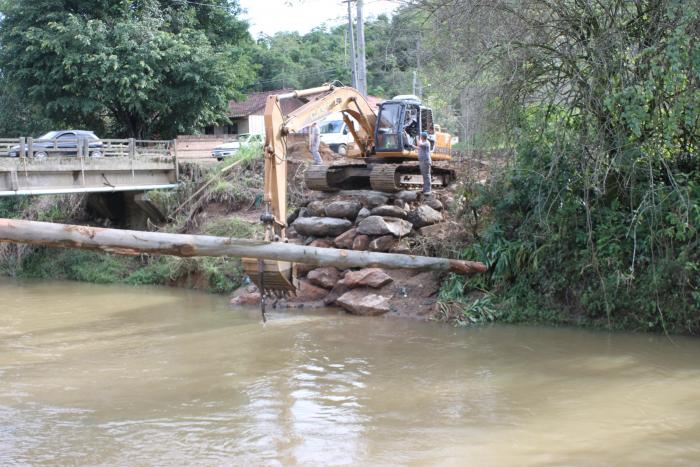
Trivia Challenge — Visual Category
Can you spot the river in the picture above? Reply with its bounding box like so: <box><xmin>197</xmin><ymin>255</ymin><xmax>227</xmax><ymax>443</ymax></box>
<box><xmin>1</xmin><ymin>279</ymin><xmax>699</xmax><ymax>465</ymax></box>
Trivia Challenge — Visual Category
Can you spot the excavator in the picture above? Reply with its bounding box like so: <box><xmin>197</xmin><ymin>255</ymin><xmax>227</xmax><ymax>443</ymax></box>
<box><xmin>241</xmin><ymin>83</ymin><xmax>456</xmax><ymax>296</ymax></box>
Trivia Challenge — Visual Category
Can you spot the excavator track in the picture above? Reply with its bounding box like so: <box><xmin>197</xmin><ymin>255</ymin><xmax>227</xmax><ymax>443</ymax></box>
<box><xmin>369</xmin><ymin>164</ymin><xmax>402</xmax><ymax>192</ymax></box>
<box><xmin>370</xmin><ymin>163</ymin><xmax>456</xmax><ymax>192</ymax></box>
<box><xmin>304</xmin><ymin>164</ymin><xmax>334</xmax><ymax>191</ymax></box>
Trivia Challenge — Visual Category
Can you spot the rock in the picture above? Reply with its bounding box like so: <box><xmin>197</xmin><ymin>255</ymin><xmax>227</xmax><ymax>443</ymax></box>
<box><xmin>295</xmin><ymin>262</ymin><xmax>316</xmax><ymax>277</ymax></box>
<box><xmin>309</xmin><ymin>238</ymin><xmax>333</xmax><ymax>248</ymax></box>
<box><xmin>306</xmin><ymin>200</ymin><xmax>326</xmax><ymax>217</ymax></box>
<box><xmin>293</xmin><ymin>217</ymin><xmax>353</xmax><ymax>237</ymax></box>
<box><xmin>334</xmin><ymin>228</ymin><xmax>357</xmax><ymax>249</ymax></box>
<box><xmin>294</xmin><ymin>279</ymin><xmax>329</xmax><ymax>302</ymax></box>
<box><xmin>407</xmin><ymin>205</ymin><xmax>443</xmax><ymax>229</ymax></box>
<box><xmin>337</xmin><ymin>190</ymin><xmax>389</xmax><ymax>208</ymax></box>
<box><xmin>423</xmin><ymin>196</ymin><xmax>443</xmax><ymax>211</ymax></box>
<box><xmin>286</xmin><ymin>207</ymin><xmax>301</xmax><ymax>225</ymax></box>
<box><xmin>324</xmin><ymin>282</ymin><xmax>349</xmax><ymax>305</ymax></box>
<box><xmin>417</xmin><ymin>222</ymin><xmax>449</xmax><ymax>239</ymax></box>
<box><xmin>371</xmin><ymin>205</ymin><xmax>408</xmax><ymax>219</ymax></box>
<box><xmin>390</xmin><ymin>239</ymin><xmax>412</xmax><ymax>254</ymax></box>
<box><xmin>230</xmin><ymin>285</ymin><xmax>262</xmax><ymax>306</ymax></box>
<box><xmin>355</xmin><ymin>207</ymin><xmax>371</xmax><ymax>224</ymax></box>
<box><xmin>396</xmin><ymin>190</ymin><xmax>419</xmax><ymax>203</ymax></box>
<box><xmin>336</xmin><ymin>290</ymin><xmax>391</xmax><ymax>316</ymax></box>
<box><xmin>341</xmin><ymin>268</ymin><xmax>394</xmax><ymax>288</ymax></box>
<box><xmin>307</xmin><ymin>267</ymin><xmax>340</xmax><ymax>289</ymax></box>
<box><xmin>357</xmin><ymin>216</ymin><xmax>413</xmax><ymax>237</ymax></box>
<box><xmin>324</xmin><ymin>200</ymin><xmax>362</xmax><ymax>220</ymax></box>
<box><xmin>369</xmin><ymin>235</ymin><xmax>396</xmax><ymax>252</ymax></box>
<box><xmin>393</xmin><ymin>199</ymin><xmax>408</xmax><ymax>210</ymax></box>
<box><xmin>352</xmin><ymin>234</ymin><xmax>370</xmax><ymax>250</ymax></box>
<box><xmin>230</xmin><ymin>292</ymin><xmax>261</xmax><ymax>306</ymax></box>
<box><xmin>441</xmin><ymin>196</ymin><xmax>456</xmax><ymax>210</ymax></box>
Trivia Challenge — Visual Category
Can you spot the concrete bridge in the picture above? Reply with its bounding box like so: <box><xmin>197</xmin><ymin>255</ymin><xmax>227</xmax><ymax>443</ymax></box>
<box><xmin>0</xmin><ymin>137</ymin><xmax>179</xmax><ymax>196</ymax></box>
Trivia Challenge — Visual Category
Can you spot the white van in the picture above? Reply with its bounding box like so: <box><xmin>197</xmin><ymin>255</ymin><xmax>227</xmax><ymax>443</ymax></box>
<box><xmin>319</xmin><ymin>113</ymin><xmax>356</xmax><ymax>156</ymax></box>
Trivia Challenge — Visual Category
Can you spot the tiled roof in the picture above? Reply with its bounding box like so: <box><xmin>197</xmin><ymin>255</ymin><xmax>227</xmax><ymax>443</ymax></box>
<box><xmin>228</xmin><ymin>89</ymin><xmax>385</xmax><ymax>118</ymax></box>
<box><xmin>228</xmin><ymin>89</ymin><xmax>305</xmax><ymax>118</ymax></box>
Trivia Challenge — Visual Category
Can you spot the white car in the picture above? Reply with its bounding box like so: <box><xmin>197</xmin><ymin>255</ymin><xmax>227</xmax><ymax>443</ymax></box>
<box><xmin>211</xmin><ymin>133</ymin><xmax>263</xmax><ymax>161</ymax></box>
<box><xmin>319</xmin><ymin>115</ymin><xmax>357</xmax><ymax>156</ymax></box>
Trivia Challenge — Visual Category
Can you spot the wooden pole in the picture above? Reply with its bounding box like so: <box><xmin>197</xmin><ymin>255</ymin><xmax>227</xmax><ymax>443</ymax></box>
<box><xmin>0</xmin><ymin>219</ymin><xmax>487</xmax><ymax>276</ymax></box>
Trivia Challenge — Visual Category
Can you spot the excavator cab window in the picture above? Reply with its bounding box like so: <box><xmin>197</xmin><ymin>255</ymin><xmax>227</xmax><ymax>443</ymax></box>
<box><xmin>375</xmin><ymin>102</ymin><xmax>403</xmax><ymax>151</ymax></box>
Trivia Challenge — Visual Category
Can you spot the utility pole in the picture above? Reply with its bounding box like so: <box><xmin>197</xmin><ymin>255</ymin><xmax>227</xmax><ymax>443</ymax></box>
<box><xmin>412</xmin><ymin>70</ymin><xmax>417</xmax><ymax>96</ymax></box>
<box><xmin>356</xmin><ymin>0</ymin><xmax>367</xmax><ymax>96</ymax></box>
<box><xmin>344</xmin><ymin>0</ymin><xmax>358</xmax><ymax>88</ymax></box>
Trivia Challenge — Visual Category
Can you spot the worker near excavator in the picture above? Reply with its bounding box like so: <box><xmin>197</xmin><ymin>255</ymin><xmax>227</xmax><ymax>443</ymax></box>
<box><xmin>309</xmin><ymin>121</ymin><xmax>322</xmax><ymax>164</ymax></box>
<box><xmin>417</xmin><ymin>131</ymin><xmax>432</xmax><ymax>195</ymax></box>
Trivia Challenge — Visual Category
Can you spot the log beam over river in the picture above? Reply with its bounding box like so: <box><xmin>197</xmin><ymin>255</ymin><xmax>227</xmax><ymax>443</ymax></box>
<box><xmin>0</xmin><ymin>219</ymin><xmax>487</xmax><ymax>275</ymax></box>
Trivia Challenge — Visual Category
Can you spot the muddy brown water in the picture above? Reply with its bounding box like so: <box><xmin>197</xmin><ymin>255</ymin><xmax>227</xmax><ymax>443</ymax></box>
<box><xmin>1</xmin><ymin>279</ymin><xmax>700</xmax><ymax>465</ymax></box>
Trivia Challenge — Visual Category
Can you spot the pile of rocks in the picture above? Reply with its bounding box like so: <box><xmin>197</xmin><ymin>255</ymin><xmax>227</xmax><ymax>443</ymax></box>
<box><xmin>232</xmin><ymin>189</ymin><xmax>459</xmax><ymax>318</ymax></box>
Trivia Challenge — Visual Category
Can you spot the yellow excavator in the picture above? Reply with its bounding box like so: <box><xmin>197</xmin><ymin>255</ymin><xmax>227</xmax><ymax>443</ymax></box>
<box><xmin>241</xmin><ymin>83</ymin><xmax>455</xmax><ymax>296</ymax></box>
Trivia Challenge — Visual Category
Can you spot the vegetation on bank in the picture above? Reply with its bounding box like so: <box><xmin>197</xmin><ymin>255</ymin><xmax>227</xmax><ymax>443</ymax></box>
<box><xmin>429</xmin><ymin>0</ymin><xmax>699</xmax><ymax>334</ymax></box>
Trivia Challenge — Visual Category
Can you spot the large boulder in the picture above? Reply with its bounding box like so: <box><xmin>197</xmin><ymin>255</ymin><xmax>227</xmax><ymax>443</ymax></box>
<box><xmin>341</xmin><ymin>268</ymin><xmax>394</xmax><ymax>288</ymax></box>
<box><xmin>306</xmin><ymin>200</ymin><xmax>326</xmax><ymax>217</ymax></box>
<box><xmin>423</xmin><ymin>196</ymin><xmax>444</xmax><ymax>211</ymax></box>
<box><xmin>325</xmin><ymin>200</ymin><xmax>362</xmax><ymax>220</ymax></box>
<box><xmin>371</xmin><ymin>205</ymin><xmax>408</xmax><ymax>219</ymax></box>
<box><xmin>355</xmin><ymin>207</ymin><xmax>371</xmax><ymax>224</ymax></box>
<box><xmin>336</xmin><ymin>290</ymin><xmax>391</xmax><ymax>316</ymax></box>
<box><xmin>307</xmin><ymin>267</ymin><xmax>340</xmax><ymax>289</ymax></box>
<box><xmin>293</xmin><ymin>217</ymin><xmax>353</xmax><ymax>237</ymax></box>
<box><xmin>407</xmin><ymin>205</ymin><xmax>443</xmax><ymax>229</ymax></box>
<box><xmin>230</xmin><ymin>285</ymin><xmax>261</xmax><ymax>306</ymax></box>
<box><xmin>294</xmin><ymin>279</ymin><xmax>329</xmax><ymax>302</ymax></box>
<box><xmin>369</xmin><ymin>235</ymin><xmax>396</xmax><ymax>252</ymax></box>
<box><xmin>337</xmin><ymin>190</ymin><xmax>389</xmax><ymax>208</ymax></box>
<box><xmin>334</xmin><ymin>228</ymin><xmax>357</xmax><ymax>249</ymax></box>
<box><xmin>396</xmin><ymin>190</ymin><xmax>419</xmax><ymax>203</ymax></box>
<box><xmin>352</xmin><ymin>234</ymin><xmax>370</xmax><ymax>251</ymax></box>
<box><xmin>357</xmin><ymin>216</ymin><xmax>412</xmax><ymax>237</ymax></box>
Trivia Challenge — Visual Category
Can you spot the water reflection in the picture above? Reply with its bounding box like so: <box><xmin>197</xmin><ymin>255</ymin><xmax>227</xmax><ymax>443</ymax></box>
<box><xmin>1</xmin><ymin>279</ymin><xmax>700</xmax><ymax>465</ymax></box>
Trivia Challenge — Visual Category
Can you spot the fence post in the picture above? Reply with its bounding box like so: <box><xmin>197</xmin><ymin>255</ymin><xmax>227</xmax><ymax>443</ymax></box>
<box><xmin>129</xmin><ymin>138</ymin><xmax>135</xmax><ymax>159</ymax></box>
<box><xmin>172</xmin><ymin>139</ymin><xmax>179</xmax><ymax>181</ymax></box>
<box><xmin>27</xmin><ymin>137</ymin><xmax>33</xmax><ymax>158</ymax></box>
<box><xmin>19</xmin><ymin>137</ymin><xmax>26</xmax><ymax>159</ymax></box>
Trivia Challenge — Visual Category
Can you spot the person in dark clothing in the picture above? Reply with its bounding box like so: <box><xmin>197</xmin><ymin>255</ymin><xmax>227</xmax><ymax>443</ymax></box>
<box><xmin>416</xmin><ymin>131</ymin><xmax>432</xmax><ymax>194</ymax></box>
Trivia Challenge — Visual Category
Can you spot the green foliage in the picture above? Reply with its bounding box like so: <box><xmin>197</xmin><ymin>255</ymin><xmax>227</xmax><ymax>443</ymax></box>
<box><xmin>249</xmin><ymin>9</ymin><xmax>425</xmax><ymax>98</ymax></box>
<box><xmin>429</xmin><ymin>0</ymin><xmax>699</xmax><ymax>333</ymax></box>
<box><xmin>0</xmin><ymin>0</ymin><xmax>254</xmax><ymax>138</ymax></box>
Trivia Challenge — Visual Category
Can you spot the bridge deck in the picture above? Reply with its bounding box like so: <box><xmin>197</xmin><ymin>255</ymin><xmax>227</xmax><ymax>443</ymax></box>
<box><xmin>0</xmin><ymin>155</ymin><xmax>178</xmax><ymax>196</ymax></box>
<box><xmin>0</xmin><ymin>137</ymin><xmax>179</xmax><ymax>196</ymax></box>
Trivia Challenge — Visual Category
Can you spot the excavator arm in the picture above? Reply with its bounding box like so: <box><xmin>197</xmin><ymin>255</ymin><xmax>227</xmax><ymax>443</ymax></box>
<box><xmin>243</xmin><ymin>84</ymin><xmax>378</xmax><ymax>296</ymax></box>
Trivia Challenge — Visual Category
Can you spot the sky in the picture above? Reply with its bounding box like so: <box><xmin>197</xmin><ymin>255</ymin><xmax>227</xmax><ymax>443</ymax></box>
<box><xmin>238</xmin><ymin>0</ymin><xmax>399</xmax><ymax>37</ymax></box>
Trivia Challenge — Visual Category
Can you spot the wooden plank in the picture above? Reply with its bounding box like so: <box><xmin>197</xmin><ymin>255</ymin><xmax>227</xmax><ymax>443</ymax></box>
<box><xmin>0</xmin><ymin>219</ymin><xmax>487</xmax><ymax>275</ymax></box>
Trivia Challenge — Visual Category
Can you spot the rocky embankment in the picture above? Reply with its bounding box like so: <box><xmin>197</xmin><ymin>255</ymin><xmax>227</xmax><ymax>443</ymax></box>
<box><xmin>232</xmin><ymin>187</ymin><xmax>469</xmax><ymax>319</ymax></box>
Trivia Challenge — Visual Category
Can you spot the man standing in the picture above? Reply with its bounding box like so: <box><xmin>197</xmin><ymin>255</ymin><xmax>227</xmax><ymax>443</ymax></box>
<box><xmin>417</xmin><ymin>131</ymin><xmax>432</xmax><ymax>195</ymax></box>
<box><xmin>309</xmin><ymin>122</ymin><xmax>322</xmax><ymax>164</ymax></box>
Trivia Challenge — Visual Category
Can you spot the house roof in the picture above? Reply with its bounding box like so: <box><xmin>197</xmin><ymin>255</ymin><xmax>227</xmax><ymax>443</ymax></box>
<box><xmin>228</xmin><ymin>89</ymin><xmax>305</xmax><ymax>118</ymax></box>
<box><xmin>228</xmin><ymin>88</ymin><xmax>385</xmax><ymax>119</ymax></box>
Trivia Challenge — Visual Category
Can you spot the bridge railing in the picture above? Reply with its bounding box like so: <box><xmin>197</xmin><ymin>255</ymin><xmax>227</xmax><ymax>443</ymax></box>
<box><xmin>0</xmin><ymin>137</ymin><xmax>174</xmax><ymax>159</ymax></box>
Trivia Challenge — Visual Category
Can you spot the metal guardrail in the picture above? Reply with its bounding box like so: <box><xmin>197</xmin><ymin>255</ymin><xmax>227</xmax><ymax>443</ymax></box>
<box><xmin>0</xmin><ymin>137</ymin><xmax>180</xmax><ymax>196</ymax></box>
<box><xmin>0</xmin><ymin>137</ymin><xmax>173</xmax><ymax>159</ymax></box>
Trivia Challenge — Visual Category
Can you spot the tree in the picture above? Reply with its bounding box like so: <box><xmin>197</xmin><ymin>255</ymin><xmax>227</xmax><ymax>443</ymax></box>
<box><xmin>0</xmin><ymin>0</ymin><xmax>254</xmax><ymax>138</ymax></box>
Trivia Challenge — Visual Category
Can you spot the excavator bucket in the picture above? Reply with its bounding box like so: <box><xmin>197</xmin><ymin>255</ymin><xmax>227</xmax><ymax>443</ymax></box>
<box><xmin>242</xmin><ymin>258</ymin><xmax>296</xmax><ymax>297</ymax></box>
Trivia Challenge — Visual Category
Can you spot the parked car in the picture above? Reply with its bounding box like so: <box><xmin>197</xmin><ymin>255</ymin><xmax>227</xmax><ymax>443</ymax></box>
<box><xmin>319</xmin><ymin>113</ymin><xmax>358</xmax><ymax>156</ymax></box>
<box><xmin>7</xmin><ymin>130</ymin><xmax>103</xmax><ymax>158</ymax></box>
<box><xmin>211</xmin><ymin>133</ymin><xmax>263</xmax><ymax>161</ymax></box>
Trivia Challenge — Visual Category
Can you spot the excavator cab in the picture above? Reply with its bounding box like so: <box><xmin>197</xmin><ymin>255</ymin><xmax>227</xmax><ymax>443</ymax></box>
<box><xmin>375</xmin><ymin>95</ymin><xmax>436</xmax><ymax>155</ymax></box>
